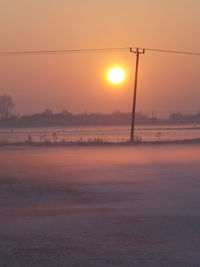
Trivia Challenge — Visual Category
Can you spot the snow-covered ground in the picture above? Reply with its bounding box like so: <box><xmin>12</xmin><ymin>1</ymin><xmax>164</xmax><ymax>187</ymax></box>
<box><xmin>1</xmin><ymin>124</ymin><xmax>200</xmax><ymax>143</ymax></box>
<box><xmin>0</xmin><ymin>144</ymin><xmax>200</xmax><ymax>266</ymax></box>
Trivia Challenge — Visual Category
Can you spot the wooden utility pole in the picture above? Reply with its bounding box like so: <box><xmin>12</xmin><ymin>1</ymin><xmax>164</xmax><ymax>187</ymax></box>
<box><xmin>130</xmin><ymin>48</ymin><xmax>145</xmax><ymax>142</ymax></box>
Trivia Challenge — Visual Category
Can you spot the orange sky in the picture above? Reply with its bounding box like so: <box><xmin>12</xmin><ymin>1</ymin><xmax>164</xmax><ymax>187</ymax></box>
<box><xmin>0</xmin><ymin>0</ymin><xmax>200</xmax><ymax>115</ymax></box>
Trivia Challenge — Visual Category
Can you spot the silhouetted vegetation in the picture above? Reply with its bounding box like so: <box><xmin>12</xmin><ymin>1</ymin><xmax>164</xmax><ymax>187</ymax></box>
<box><xmin>0</xmin><ymin>95</ymin><xmax>15</xmax><ymax>120</ymax></box>
<box><xmin>0</xmin><ymin>108</ymin><xmax>200</xmax><ymax>128</ymax></box>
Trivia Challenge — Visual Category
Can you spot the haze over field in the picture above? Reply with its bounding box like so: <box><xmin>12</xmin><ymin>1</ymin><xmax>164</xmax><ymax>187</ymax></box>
<box><xmin>0</xmin><ymin>0</ymin><xmax>200</xmax><ymax>115</ymax></box>
<box><xmin>1</xmin><ymin>145</ymin><xmax>200</xmax><ymax>266</ymax></box>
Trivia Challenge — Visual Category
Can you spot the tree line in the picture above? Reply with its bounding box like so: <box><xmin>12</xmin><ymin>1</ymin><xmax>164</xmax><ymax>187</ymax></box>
<box><xmin>0</xmin><ymin>95</ymin><xmax>200</xmax><ymax>127</ymax></box>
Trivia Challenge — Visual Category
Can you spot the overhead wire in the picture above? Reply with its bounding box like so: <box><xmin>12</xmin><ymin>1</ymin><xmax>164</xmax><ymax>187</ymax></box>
<box><xmin>0</xmin><ymin>47</ymin><xmax>130</xmax><ymax>56</ymax></box>
<box><xmin>0</xmin><ymin>46</ymin><xmax>199</xmax><ymax>56</ymax></box>
<box><xmin>142</xmin><ymin>47</ymin><xmax>200</xmax><ymax>56</ymax></box>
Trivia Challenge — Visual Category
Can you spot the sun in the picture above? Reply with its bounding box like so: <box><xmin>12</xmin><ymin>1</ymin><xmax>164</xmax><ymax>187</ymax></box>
<box><xmin>108</xmin><ymin>68</ymin><xmax>125</xmax><ymax>84</ymax></box>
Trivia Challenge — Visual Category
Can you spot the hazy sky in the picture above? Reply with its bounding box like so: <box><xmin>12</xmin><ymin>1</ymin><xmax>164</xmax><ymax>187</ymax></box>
<box><xmin>0</xmin><ymin>0</ymin><xmax>200</xmax><ymax>115</ymax></box>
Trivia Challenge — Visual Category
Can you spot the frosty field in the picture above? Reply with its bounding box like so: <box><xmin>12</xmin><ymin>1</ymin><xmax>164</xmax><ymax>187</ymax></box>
<box><xmin>1</xmin><ymin>124</ymin><xmax>200</xmax><ymax>144</ymax></box>
<box><xmin>1</xmin><ymin>144</ymin><xmax>200</xmax><ymax>266</ymax></box>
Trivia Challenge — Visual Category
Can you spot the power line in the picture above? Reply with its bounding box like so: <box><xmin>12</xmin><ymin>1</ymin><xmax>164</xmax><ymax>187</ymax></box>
<box><xmin>143</xmin><ymin>47</ymin><xmax>200</xmax><ymax>56</ymax></box>
<box><xmin>0</xmin><ymin>46</ymin><xmax>200</xmax><ymax>56</ymax></box>
<box><xmin>0</xmin><ymin>47</ymin><xmax>130</xmax><ymax>56</ymax></box>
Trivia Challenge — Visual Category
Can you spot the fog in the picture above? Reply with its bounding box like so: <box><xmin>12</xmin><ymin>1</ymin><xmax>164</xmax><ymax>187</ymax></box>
<box><xmin>1</xmin><ymin>144</ymin><xmax>200</xmax><ymax>266</ymax></box>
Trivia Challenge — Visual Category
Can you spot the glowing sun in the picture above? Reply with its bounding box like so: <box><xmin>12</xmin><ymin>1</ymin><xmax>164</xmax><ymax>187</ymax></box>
<box><xmin>108</xmin><ymin>68</ymin><xmax>125</xmax><ymax>84</ymax></box>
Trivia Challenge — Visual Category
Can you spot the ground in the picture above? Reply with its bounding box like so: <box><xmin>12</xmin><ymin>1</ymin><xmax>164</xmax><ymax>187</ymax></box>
<box><xmin>0</xmin><ymin>144</ymin><xmax>200</xmax><ymax>267</ymax></box>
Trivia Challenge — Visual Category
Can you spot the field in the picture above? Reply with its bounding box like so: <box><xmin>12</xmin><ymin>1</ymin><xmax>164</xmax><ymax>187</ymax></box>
<box><xmin>1</xmin><ymin>144</ymin><xmax>200</xmax><ymax>266</ymax></box>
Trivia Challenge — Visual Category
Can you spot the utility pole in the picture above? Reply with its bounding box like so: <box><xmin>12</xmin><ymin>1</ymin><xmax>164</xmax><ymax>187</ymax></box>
<box><xmin>130</xmin><ymin>47</ymin><xmax>145</xmax><ymax>142</ymax></box>
<box><xmin>152</xmin><ymin>110</ymin><xmax>157</xmax><ymax>120</ymax></box>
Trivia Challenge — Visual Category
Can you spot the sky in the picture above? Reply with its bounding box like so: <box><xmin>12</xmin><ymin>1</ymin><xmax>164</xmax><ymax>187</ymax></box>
<box><xmin>0</xmin><ymin>0</ymin><xmax>200</xmax><ymax>116</ymax></box>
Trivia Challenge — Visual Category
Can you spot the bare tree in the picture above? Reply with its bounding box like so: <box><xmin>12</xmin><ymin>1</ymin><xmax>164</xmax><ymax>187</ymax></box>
<box><xmin>42</xmin><ymin>108</ymin><xmax>53</xmax><ymax>115</ymax></box>
<box><xmin>0</xmin><ymin>95</ymin><xmax>15</xmax><ymax>120</ymax></box>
